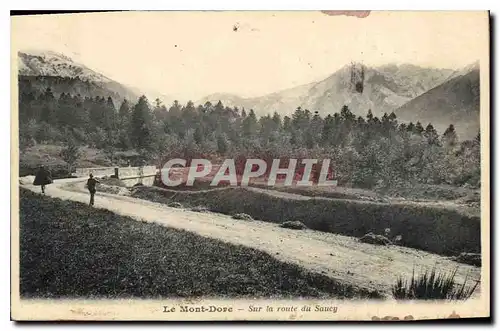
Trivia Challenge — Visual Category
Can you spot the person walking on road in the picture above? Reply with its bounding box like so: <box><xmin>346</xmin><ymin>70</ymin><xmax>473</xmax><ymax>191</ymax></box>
<box><xmin>86</xmin><ymin>174</ymin><xmax>100</xmax><ymax>206</ymax></box>
<box><xmin>33</xmin><ymin>165</ymin><xmax>53</xmax><ymax>194</ymax></box>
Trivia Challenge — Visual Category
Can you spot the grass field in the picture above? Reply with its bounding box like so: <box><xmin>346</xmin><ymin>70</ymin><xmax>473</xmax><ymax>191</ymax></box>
<box><xmin>19</xmin><ymin>144</ymin><xmax>111</xmax><ymax>178</ymax></box>
<box><xmin>19</xmin><ymin>188</ymin><xmax>381</xmax><ymax>299</ymax></box>
<box><xmin>130</xmin><ymin>185</ymin><xmax>481</xmax><ymax>257</ymax></box>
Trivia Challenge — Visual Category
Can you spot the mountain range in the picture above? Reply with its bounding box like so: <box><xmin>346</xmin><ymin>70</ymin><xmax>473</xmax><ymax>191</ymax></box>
<box><xmin>197</xmin><ymin>62</ymin><xmax>480</xmax><ymax>140</ymax></box>
<box><xmin>17</xmin><ymin>50</ymin><xmax>480</xmax><ymax>140</ymax></box>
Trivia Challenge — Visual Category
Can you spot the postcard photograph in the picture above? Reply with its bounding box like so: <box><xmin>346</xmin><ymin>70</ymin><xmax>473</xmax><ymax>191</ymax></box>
<box><xmin>10</xmin><ymin>10</ymin><xmax>490</xmax><ymax>321</ymax></box>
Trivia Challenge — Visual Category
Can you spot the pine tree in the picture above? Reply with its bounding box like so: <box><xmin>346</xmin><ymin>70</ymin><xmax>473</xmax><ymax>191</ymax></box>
<box><xmin>415</xmin><ymin>122</ymin><xmax>424</xmax><ymax>135</ymax></box>
<box><xmin>39</xmin><ymin>88</ymin><xmax>56</xmax><ymax>124</ymax></box>
<box><xmin>130</xmin><ymin>95</ymin><xmax>154</xmax><ymax>151</ymax></box>
<box><xmin>442</xmin><ymin>124</ymin><xmax>458</xmax><ymax>147</ymax></box>
<box><xmin>103</xmin><ymin>96</ymin><xmax>117</xmax><ymax>131</ymax></box>
<box><xmin>216</xmin><ymin>133</ymin><xmax>229</xmax><ymax>154</ymax></box>
<box><xmin>272</xmin><ymin>112</ymin><xmax>282</xmax><ymax>131</ymax></box>
<box><xmin>194</xmin><ymin>126</ymin><xmax>204</xmax><ymax>145</ymax></box>
<box><xmin>321</xmin><ymin>114</ymin><xmax>335</xmax><ymax>145</ymax></box>
<box><xmin>366</xmin><ymin>109</ymin><xmax>374</xmax><ymax>122</ymax></box>
<box><xmin>283</xmin><ymin>116</ymin><xmax>291</xmax><ymax>132</ymax></box>
<box><xmin>406</xmin><ymin>122</ymin><xmax>415</xmax><ymax>133</ymax></box>
<box><xmin>424</xmin><ymin>123</ymin><xmax>439</xmax><ymax>145</ymax></box>
<box><xmin>118</xmin><ymin>99</ymin><xmax>131</xmax><ymax>126</ymax></box>
<box><xmin>242</xmin><ymin>109</ymin><xmax>258</xmax><ymax>137</ymax></box>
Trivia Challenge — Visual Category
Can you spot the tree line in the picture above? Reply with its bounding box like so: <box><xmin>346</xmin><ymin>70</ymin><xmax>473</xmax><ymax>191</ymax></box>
<box><xmin>19</xmin><ymin>86</ymin><xmax>480</xmax><ymax>189</ymax></box>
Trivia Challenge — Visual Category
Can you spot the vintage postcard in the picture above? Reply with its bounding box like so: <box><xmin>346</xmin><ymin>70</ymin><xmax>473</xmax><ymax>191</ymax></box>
<box><xmin>11</xmin><ymin>10</ymin><xmax>490</xmax><ymax>321</ymax></box>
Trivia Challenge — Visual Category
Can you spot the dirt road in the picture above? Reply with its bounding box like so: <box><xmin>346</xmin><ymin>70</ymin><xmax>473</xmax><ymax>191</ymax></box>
<box><xmin>21</xmin><ymin>178</ymin><xmax>481</xmax><ymax>298</ymax></box>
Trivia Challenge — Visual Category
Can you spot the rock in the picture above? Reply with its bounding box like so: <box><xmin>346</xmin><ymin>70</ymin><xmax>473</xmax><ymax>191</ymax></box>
<box><xmin>190</xmin><ymin>206</ymin><xmax>210</xmax><ymax>213</ymax></box>
<box><xmin>452</xmin><ymin>253</ymin><xmax>481</xmax><ymax>267</ymax></box>
<box><xmin>232</xmin><ymin>213</ymin><xmax>253</xmax><ymax>221</ymax></box>
<box><xmin>359</xmin><ymin>232</ymin><xmax>392</xmax><ymax>246</ymax></box>
<box><xmin>280</xmin><ymin>221</ymin><xmax>308</xmax><ymax>230</ymax></box>
<box><xmin>168</xmin><ymin>202</ymin><xmax>183</xmax><ymax>208</ymax></box>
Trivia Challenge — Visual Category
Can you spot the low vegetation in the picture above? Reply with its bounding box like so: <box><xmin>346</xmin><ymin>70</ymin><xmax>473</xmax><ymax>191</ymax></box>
<box><xmin>130</xmin><ymin>186</ymin><xmax>480</xmax><ymax>256</ymax></box>
<box><xmin>452</xmin><ymin>253</ymin><xmax>482</xmax><ymax>267</ymax></box>
<box><xmin>376</xmin><ymin>183</ymin><xmax>479</xmax><ymax>201</ymax></box>
<box><xmin>19</xmin><ymin>188</ymin><xmax>381</xmax><ymax>299</ymax></box>
<box><xmin>392</xmin><ymin>266</ymin><xmax>479</xmax><ymax>300</ymax></box>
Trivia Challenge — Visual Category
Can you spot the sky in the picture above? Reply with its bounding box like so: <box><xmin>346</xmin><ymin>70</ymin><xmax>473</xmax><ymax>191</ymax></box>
<box><xmin>11</xmin><ymin>11</ymin><xmax>488</xmax><ymax>102</ymax></box>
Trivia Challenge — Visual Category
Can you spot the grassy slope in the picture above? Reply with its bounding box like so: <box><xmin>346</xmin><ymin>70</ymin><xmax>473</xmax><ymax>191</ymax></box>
<box><xmin>131</xmin><ymin>186</ymin><xmax>481</xmax><ymax>257</ymax></box>
<box><xmin>19</xmin><ymin>188</ymin><xmax>380</xmax><ymax>299</ymax></box>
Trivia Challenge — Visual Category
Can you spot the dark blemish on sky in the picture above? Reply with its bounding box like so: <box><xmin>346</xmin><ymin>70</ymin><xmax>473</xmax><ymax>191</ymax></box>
<box><xmin>350</xmin><ymin>63</ymin><xmax>365</xmax><ymax>94</ymax></box>
<box><xmin>321</xmin><ymin>11</ymin><xmax>370</xmax><ymax>18</ymax></box>
<box><xmin>174</xmin><ymin>45</ymin><xmax>177</xmax><ymax>48</ymax></box>
<box><xmin>233</xmin><ymin>24</ymin><xmax>239</xmax><ymax>32</ymax></box>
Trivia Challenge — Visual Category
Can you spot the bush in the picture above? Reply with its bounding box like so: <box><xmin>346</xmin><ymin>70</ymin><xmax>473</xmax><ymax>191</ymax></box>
<box><xmin>280</xmin><ymin>221</ymin><xmax>308</xmax><ymax>230</ymax></box>
<box><xmin>60</xmin><ymin>139</ymin><xmax>81</xmax><ymax>174</ymax></box>
<box><xmin>392</xmin><ymin>266</ymin><xmax>479</xmax><ymax>300</ymax></box>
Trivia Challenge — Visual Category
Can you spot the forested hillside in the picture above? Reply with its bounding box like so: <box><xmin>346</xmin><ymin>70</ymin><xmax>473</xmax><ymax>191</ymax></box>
<box><xmin>19</xmin><ymin>82</ymin><xmax>481</xmax><ymax>189</ymax></box>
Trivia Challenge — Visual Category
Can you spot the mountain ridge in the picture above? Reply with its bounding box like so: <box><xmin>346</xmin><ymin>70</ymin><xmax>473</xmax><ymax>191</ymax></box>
<box><xmin>18</xmin><ymin>51</ymin><xmax>142</xmax><ymax>104</ymax></box>
<box><xmin>196</xmin><ymin>63</ymin><xmax>455</xmax><ymax>118</ymax></box>
<box><xmin>394</xmin><ymin>63</ymin><xmax>480</xmax><ymax>140</ymax></box>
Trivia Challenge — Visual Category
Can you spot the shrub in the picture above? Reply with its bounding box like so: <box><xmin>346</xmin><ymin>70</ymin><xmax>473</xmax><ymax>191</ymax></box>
<box><xmin>392</xmin><ymin>266</ymin><xmax>479</xmax><ymax>300</ymax></box>
<box><xmin>452</xmin><ymin>253</ymin><xmax>481</xmax><ymax>267</ymax></box>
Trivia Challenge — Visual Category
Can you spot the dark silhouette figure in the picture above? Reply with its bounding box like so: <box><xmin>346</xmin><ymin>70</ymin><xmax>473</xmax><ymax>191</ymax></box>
<box><xmin>33</xmin><ymin>165</ymin><xmax>52</xmax><ymax>194</ymax></box>
<box><xmin>86</xmin><ymin>174</ymin><xmax>100</xmax><ymax>206</ymax></box>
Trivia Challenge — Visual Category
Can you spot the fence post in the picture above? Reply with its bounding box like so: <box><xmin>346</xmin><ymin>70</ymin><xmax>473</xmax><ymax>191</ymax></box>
<box><xmin>139</xmin><ymin>166</ymin><xmax>144</xmax><ymax>185</ymax></box>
